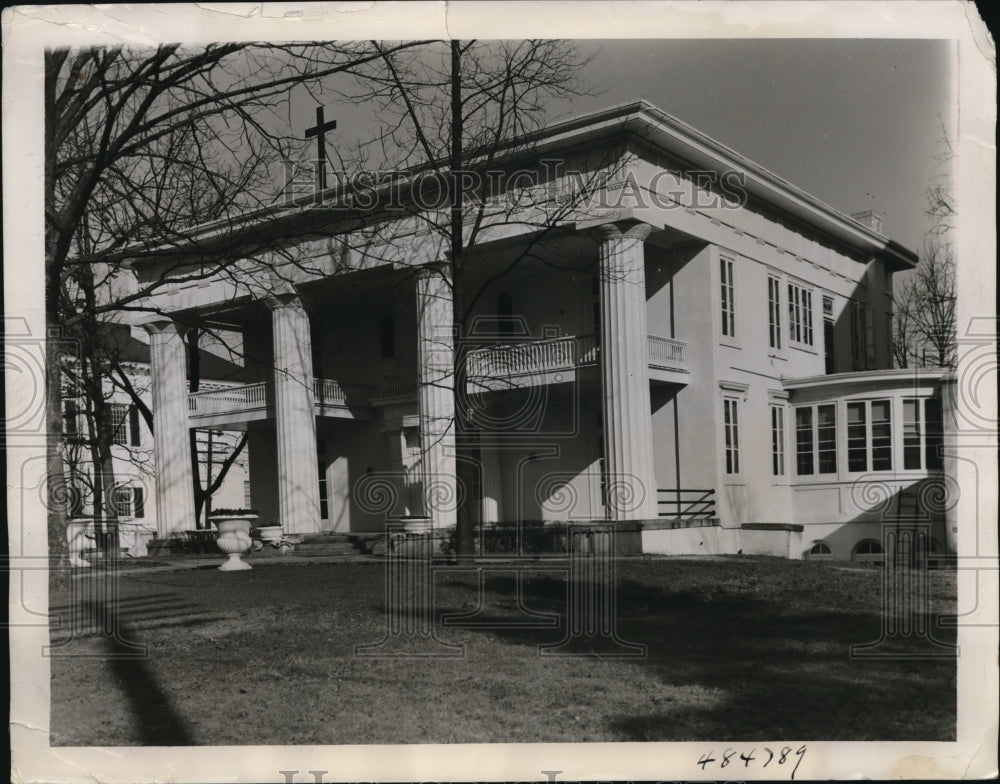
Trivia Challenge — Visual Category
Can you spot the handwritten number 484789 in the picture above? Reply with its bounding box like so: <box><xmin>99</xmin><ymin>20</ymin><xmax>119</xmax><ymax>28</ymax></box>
<box><xmin>697</xmin><ymin>745</ymin><xmax>807</xmax><ymax>779</ymax></box>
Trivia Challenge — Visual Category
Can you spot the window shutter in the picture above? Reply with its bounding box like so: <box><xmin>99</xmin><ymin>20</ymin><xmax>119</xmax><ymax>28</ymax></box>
<box><xmin>63</xmin><ymin>399</ymin><xmax>79</xmax><ymax>437</ymax></box>
<box><xmin>133</xmin><ymin>487</ymin><xmax>145</xmax><ymax>519</ymax></box>
<box><xmin>129</xmin><ymin>405</ymin><xmax>141</xmax><ymax>446</ymax></box>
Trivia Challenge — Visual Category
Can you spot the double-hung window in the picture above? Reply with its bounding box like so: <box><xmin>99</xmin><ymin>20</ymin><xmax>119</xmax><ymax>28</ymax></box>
<box><xmin>113</xmin><ymin>486</ymin><xmax>145</xmax><ymax>519</ymax></box>
<box><xmin>850</xmin><ymin>301</ymin><xmax>874</xmax><ymax>369</ymax></box>
<box><xmin>903</xmin><ymin>397</ymin><xmax>944</xmax><ymax>470</ymax></box>
<box><xmin>795</xmin><ymin>404</ymin><xmax>836</xmax><ymax>475</ymax></box>
<box><xmin>110</xmin><ymin>403</ymin><xmax>141</xmax><ymax>447</ymax></box>
<box><xmin>788</xmin><ymin>282</ymin><xmax>814</xmax><ymax>346</ymax></box>
<box><xmin>723</xmin><ymin>397</ymin><xmax>740</xmax><ymax>475</ymax></box>
<box><xmin>720</xmin><ymin>257</ymin><xmax>736</xmax><ymax>339</ymax></box>
<box><xmin>768</xmin><ymin>276</ymin><xmax>782</xmax><ymax>350</ymax></box>
<box><xmin>110</xmin><ymin>403</ymin><xmax>129</xmax><ymax>445</ymax></box>
<box><xmin>847</xmin><ymin>399</ymin><xmax>893</xmax><ymax>472</ymax></box>
<box><xmin>771</xmin><ymin>404</ymin><xmax>785</xmax><ymax>476</ymax></box>
<box><xmin>823</xmin><ymin>297</ymin><xmax>835</xmax><ymax>373</ymax></box>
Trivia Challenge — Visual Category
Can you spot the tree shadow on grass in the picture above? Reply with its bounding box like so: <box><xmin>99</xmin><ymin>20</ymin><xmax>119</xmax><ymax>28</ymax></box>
<box><xmin>52</xmin><ymin>595</ymin><xmax>195</xmax><ymax>745</ymax></box>
<box><xmin>431</xmin><ymin>566</ymin><xmax>957</xmax><ymax>742</ymax></box>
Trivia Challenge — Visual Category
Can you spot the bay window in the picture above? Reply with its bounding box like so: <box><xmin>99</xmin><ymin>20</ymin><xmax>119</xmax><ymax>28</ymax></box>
<box><xmin>903</xmin><ymin>397</ymin><xmax>944</xmax><ymax>470</ymax></box>
<box><xmin>795</xmin><ymin>404</ymin><xmax>836</xmax><ymax>476</ymax></box>
<box><xmin>847</xmin><ymin>399</ymin><xmax>893</xmax><ymax>472</ymax></box>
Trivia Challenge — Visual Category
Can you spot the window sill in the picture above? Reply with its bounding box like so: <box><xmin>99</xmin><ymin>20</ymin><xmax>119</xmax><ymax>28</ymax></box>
<box><xmin>719</xmin><ymin>338</ymin><xmax>741</xmax><ymax>350</ymax></box>
<box><xmin>790</xmin><ymin>474</ymin><xmax>841</xmax><ymax>484</ymax></box>
<box><xmin>790</xmin><ymin>342</ymin><xmax>818</xmax><ymax>355</ymax></box>
<box><xmin>768</xmin><ymin>351</ymin><xmax>787</xmax><ymax>361</ymax></box>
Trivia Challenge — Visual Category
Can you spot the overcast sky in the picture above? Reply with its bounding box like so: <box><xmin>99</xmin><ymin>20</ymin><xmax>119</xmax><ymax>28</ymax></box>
<box><xmin>565</xmin><ymin>39</ymin><xmax>953</xmax><ymax>252</ymax></box>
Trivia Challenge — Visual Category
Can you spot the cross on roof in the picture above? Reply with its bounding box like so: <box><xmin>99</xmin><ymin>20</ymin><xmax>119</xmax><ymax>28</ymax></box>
<box><xmin>304</xmin><ymin>106</ymin><xmax>337</xmax><ymax>192</ymax></box>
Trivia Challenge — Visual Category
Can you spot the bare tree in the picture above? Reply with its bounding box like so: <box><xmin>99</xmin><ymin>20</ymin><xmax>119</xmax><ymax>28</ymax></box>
<box><xmin>892</xmin><ymin>277</ymin><xmax>919</xmax><ymax>368</ymax></box>
<box><xmin>336</xmin><ymin>40</ymin><xmax>613</xmax><ymax>556</ymax></box>
<box><xmin>44</xmin><ymin>42</ymin><xmax>426</xmax><ymax>556</ymax></box>
<box><xmin>48</xmin><ymin>40</ymin><xmax>620</xmax><ymax>558</ymax></box>
<box><xmin>893</xmin><ymin>124</ymin><xmax>956</xmax><ymax>368</ymax></box>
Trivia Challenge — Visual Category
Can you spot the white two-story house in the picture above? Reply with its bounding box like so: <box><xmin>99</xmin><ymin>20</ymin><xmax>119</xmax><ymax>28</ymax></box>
<box><xmin>127</xmin><ymin>100</ymin><xmax>955</xmax><ymax>561</ymax></box>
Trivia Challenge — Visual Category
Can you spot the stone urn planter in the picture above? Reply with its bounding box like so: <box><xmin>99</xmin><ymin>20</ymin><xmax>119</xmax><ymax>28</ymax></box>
<box><xmin>209</xmin><ymin>509</ymin><xmax>258</xmax><ymax>571</ymax></box>
<box><xmin>66</xmin><ymin>518</ymin><xmax>93</xmax><ymax>568</ymax></box>
<box><xmin>254</xmin><ymin>524</ymin><xmax>284</xmax><ymax>544</ymax></box>
<box><xmin>252</xmin><ymin>524</ymin><xmax>293</xmax><ymax>554</ymax></box>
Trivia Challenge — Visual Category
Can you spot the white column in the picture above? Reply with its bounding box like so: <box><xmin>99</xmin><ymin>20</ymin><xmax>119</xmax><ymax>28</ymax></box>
<box><xmin>267</xmin><ymin>294</ymin><xmax>322</xmax><ymax>534</ymax></box>
<box><xmin>415</xmin><ymin>264</ymin><xmax>457</xmax><ymax>530</ymax></box>
<box><xmin>595</xmin><ymin>221</ymin><xmax>657</xmax><ymax>520</ymax></box>
<box><xmin>383</xmin><ymin>424</ymin><xmax>408</xmax><ymax>518</ymax></box>
<box><xmin>480</xmin><ymin>429</ymin><xmax>503</xmax><ymax>524</ymax></box>
<box><xmin>144</xmin><ymin>320</ymin><xmax>196</xmax><ymax>537</ymax></box>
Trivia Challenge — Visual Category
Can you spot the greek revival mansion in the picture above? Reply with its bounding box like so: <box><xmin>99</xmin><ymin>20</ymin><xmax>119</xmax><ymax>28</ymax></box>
<box><xmin>125</xmin><ymin>101</ymin><xmax>956</xmax><ymax>561</ymax></box>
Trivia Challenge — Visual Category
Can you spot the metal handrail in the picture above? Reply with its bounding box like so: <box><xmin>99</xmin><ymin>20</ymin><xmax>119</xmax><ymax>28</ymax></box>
<box><xmin>656</xmin><ymin>488</ymin><xmax>716</xmax><ymax>518</ymax></box>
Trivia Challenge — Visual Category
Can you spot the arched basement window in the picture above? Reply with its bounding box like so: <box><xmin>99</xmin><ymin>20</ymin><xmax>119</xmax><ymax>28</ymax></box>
<box><xmin>807</xmin><ymin>541</ymin><xmax>832</xmax><ymax>558</ymax></box>
<box><xmin>852</xmin><ymin>538</ymin><xmax>885</xmax><ymax>563</ymax></box>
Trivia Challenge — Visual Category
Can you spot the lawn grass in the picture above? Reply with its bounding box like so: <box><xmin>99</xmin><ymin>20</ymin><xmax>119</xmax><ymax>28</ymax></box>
<box><xmin>49</xmin><ymin>556</ymin><xmax>956</xmax><ymax>745</ymax></box>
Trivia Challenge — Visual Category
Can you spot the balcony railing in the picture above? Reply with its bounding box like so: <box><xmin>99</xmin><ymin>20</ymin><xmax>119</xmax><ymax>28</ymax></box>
<box><xmin>466</xmin><ymin>334</ymin><xmax>598</xmax><ymax>378</ymax></box>
<box><xmin>188</xmin><ymin>382</ymin><xmax>270</xmax><ymax>417</ymax></box>
<box><xmin>647</xmin><ymin>335</ymin><xmax>687</xmax><ymax>370</ymax></box>
<box><xmin>466</xmin><ymin>333</ymin><xmax>687</xmax><ymax>381</ymax></box>
<box><xmin>189</xmin><ymin>377</ymin><xmax>374</xmax><ymax>419</ymax></box>
<box><xmin>313</xmin><ymin>378</ymin><xmax>375</xmax><ymax>407</ymax></box>
<box><xmin>376</xmin><ymin>371</ymin><xmax>418</xmax><ymax>399</ymax></box>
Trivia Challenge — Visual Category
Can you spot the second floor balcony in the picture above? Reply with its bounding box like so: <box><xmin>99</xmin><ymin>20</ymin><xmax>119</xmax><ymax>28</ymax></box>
<box><xmin>465</xmin><ymin>333</ymin><xmax>689</xmax><ymax>391</ymax></box>
<box><xmin>187</xmin><ymin>334</ymin><xmax>690</xmax><ymax>424</ymax></box>
<box><xmin>188</xmin><ymin>378</ymin><xmax>376</xmax><ymax>427</ymax></box>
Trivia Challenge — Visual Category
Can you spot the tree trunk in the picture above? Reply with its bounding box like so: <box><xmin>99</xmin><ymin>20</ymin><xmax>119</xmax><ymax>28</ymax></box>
<box><xmin>45</xmin><ymin>327</ymin><xmax>69</xmax><ymax>565</ymax></box>
<box><xmin>44</xmin><ymin>51</ymin><xmax>69</xmax><ymax>565</ymax></box>
<box><xmin>187</xmin><ymin>327</ymin><xmax>206</xmax><ymax>528</ymax></box>
<box><xmin>449</xmin><ymin>41</ymin><xmax>478</xmax><ymax>560</ymax></box>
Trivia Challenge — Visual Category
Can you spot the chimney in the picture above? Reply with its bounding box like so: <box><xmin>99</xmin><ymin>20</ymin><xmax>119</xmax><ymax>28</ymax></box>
<box><xmin>851</xmin><ymin>209</ymin><xmax>884</xmax><ymax>235</ymax></box>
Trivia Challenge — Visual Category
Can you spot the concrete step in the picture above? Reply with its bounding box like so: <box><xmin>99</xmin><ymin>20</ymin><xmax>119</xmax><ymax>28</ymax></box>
<box><xmin>286</xmin><ymin>533</ymin><xmax>369</xmax><ymax>557</ymax></box>
<box><xmin>297</xmin><ymin>533</ymin><xmax>354</xmax><ymax>544</ymax></box>
<box><xmin>290</xmin><ymin>544</ymin><xmax>363</xmax><ymax>556</ymax></box>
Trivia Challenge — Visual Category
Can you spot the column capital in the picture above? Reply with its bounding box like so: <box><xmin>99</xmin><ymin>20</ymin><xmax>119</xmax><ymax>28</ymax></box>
<box><xmin>142</xmin><ymin>318</ymin><xmax>185</xmax><ymax>338</ymax></box>
<box><xmin>264</xmin><ymin>291</ymin><xmax>303</xmax><ymax>311</ymax></box>
<box><xmin>414</xmin><ymin>261</ymin><xmax>452</xmax><ymax>280</ymax></box>
<box><xmin>590</xmin><ymin>219</ymin><xmax>655</xmax><ymax>243</ymax></box>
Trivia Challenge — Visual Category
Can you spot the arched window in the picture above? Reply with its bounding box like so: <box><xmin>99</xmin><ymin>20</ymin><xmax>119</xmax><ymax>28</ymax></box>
<box><xmin>806</xmin><ymin>541</ymin><xmax>832</xmax><ymax>559</ymax></box>
<box><xmin>852</xmin><ymin>538</ymin><xmax>884</xmax><ymax>563</ymax></box>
